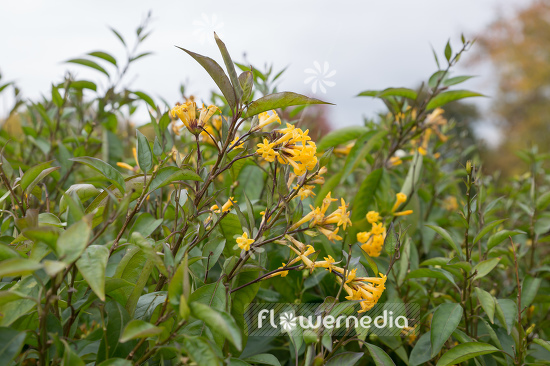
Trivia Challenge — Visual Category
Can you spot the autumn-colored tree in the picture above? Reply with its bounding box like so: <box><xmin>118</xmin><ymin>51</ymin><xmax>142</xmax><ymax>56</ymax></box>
<box><xmin>475</xmin><ymin>0</ymin><xmax>550</xmax><ymax>174</ymax></box>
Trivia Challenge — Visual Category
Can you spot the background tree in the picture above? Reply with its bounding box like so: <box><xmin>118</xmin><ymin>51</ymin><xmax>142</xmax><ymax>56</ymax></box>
<box><xmin>475</xmin><ymin>0</ymin><xmax>550</xmax><ymax>175</ymax></box>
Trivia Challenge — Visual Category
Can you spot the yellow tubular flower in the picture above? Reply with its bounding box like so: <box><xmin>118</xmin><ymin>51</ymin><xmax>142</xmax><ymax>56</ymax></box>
<box><xmin>230</xmin><ymin>136</ymin><xmax>244</xmax><ymax>149</ymax></box>
<box><xmin>295</xmin><ymin>184</ymin><xmax>316</xmax><ymax>200</ymax></box>
<box><xmin>371</xmin><ymin>223</ymin><xmax>385</xmax><ymax>235</ymax></box>
<box><xmin>318</xmin><ymin>227</ymin><xmax>342</xmax><ymax>242</ymax></box>
<box><xmin>254</xmin><ymin>110</ymin><xmax>281</xmax><ymax>131</ymax></box>
<box><xmin>389</xmin><ymin>156</ymin><xmax>402</xmax><ymax>166</ymax></box>
<box><xmin>366</xmin><ymin>211</ymin><xmax>381</xmax><ymax>224</ymax></box>
<box><xmin>391</xmin><ymin>193</ymin><xmax>407</xmax><ymax>212</ymax></box>
<box><xmin>357</xmin><ymin>232</ymin><xmax>372</xmax><ymax>244</ymax></box>
<box><xmin>394</xmin><ymin>210</ymin><xmax>413</xmax><ymax>217</ymax></box>
<box><xmin>237</xmin><ymin>232</ymin><xmax>254</xmax><ymax>251</ymax></box>
<box><xmin>334</xmin><ymin>143</ymin><xmax>354</xmax><ymax>156</ymax></box>
<box><xmin>268</xmin><ymin>263</ymin><xmax>289</xmax><ymax>278</ymax></box>
<box><xmin>314</xmin><ymin>255</ymin><xmax>336</xmax><ymax>272</ymax></box>
<box><xmin>117</xmin><ymin>162</ymin><xmax>135</xmax><ymax>172</ymax></box>
<box><xmin>200</xmin><ymin>125</ymin><xmax>216</xmax><ymax>145</ymax></box>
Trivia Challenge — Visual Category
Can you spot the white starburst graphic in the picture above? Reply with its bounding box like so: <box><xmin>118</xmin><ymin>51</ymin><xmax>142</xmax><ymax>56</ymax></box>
<box><xmin>304</xmin><ymin>61</ymin><xmax>336</xmax><ymax>94</ymax></box>
<box><xmin>279</xmin><ymin>311</ymin><xmax>297</xmax><ymax>332</ymax></box>
<box><xmin>192</xmin><ymin>14</ymin><xmax>225</xmax><ymax>45</ymax></box>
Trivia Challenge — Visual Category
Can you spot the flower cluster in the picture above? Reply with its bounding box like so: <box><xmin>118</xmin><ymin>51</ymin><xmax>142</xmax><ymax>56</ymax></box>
<box><xmin>269</xmin><ymin>236</ymin><xmax>386</xmax><ymax>313</ymax></box>
<box><xmin>256</xmin><ymin>121</ymin><xmax>318</xmax><ymax>176</ymax></box>
<box><xmin>290</xmin><ymin>192</ymin><xmax>352</xmax><ymax>242</ymax></box>
<box><xmin>171</xmin><ymin>100</ymin><xmax>220</xmax><ymax>136</ymax></box>
<box><xmin>357</xmin><ymin>193</ymin><xmax>413</xmax><ymax>257</ymax></box>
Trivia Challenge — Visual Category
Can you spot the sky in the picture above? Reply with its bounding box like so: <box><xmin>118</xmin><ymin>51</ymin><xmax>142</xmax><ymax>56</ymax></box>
<box><xmin>0</xmin><ymin>0</ymin><xmax>530</xmax><ymax>145</ymax></box>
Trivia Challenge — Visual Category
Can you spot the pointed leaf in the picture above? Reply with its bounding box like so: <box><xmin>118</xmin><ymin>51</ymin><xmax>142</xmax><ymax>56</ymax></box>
<box><xmin>435</xmin><ymin>342</ymin><xmax>498</xmax><ymax>366</ymax></box>
<box><xmin>76</xmin><ymin>245</ymin><xmax>109</xmax><ymax>301</ymax></box>
<box><xmin>430</xmin><ymin>303</ymin><xmax>462</xmax><ymax>357</ymax></box>
<box><xmin>244</xmin><ymin>92</ymin><xmax>332</xmax><ymax>118</ymax></box>
<box><xmin>70</xmin><ymin>157</ymin><xmax>126</xmax><ymax>193</ymax></box>
<box><xmin>119</xmin><ymin>319</ymin><xmax>162</xmax><ymax>342</ymax></box>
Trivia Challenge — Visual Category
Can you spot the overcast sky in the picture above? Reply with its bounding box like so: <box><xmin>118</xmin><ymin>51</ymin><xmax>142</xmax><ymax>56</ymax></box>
<box><xmin>0</xmin><ymin>0</ymin><xmax>529</xmax><ymax>144</ymax></box>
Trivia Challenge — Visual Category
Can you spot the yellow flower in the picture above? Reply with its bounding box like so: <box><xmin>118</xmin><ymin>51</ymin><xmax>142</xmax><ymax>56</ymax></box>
<box><xmin>391</xmin><ymin>192</ymin><xmax>407</xmax><ymax>212</ymax></box>
<box><xmin>237</xmin><ymin>232</ymin><xmax>254</xmax><ymax>251</ymax></box>
<box><xmin>318</xmin><ymin>227</ymin><xmax>342</xmax><ymax>242</ymax></box>
<box><xmin>211</xmin><ymin>197</ymin><xmax>236</xmax><ymax>213</ymax></box>
<box><xmin>268</xmin><ymin>263</ymin><xmax>289</xmax><ymax>278</ymax></box>
<box><xmin>366</xmin><ymin>211</ymin><xmax>381</xmax><ymax>224</ymax></box>
<box><xmin>254</xmin><ymin>110</ymin><xmax>281</xmax><ymax>131</ymax></box>
<box><xmin>314</xmin><ymin>255</ymin><xmax>336</xmax><ymax>272</ymax></box>
<box><xmin>389</xmin><ymin>156</ymin><xmax>402</xmax><ymax>166</ymax></box>
<box><xmin>334</xmin><ymin>143</ymin><xmax>354</xmax><ymax>156</ymax></box>
<box><xmin>230</xmin><ymin>136</ymin><xmax>244</xmax><ymax>149</ymax></box>
<box><xmin>394</xmin><ymin>210</ymin><xmax>413</xmax><ymax>217</ymax></box>
<box><xmin>171</xmin><ymin>102</ymin><xmax>219</xmax><ymax>135</ymax></box>
<box><xmin>116</xmin><ymin>162</ymin><xmax>135</xmax><ymax>172</ymax></box>
<box><xmin>295</xmin><ymin>184</ymin><xmax>316</xmax><ymax>200</ymax></box>
<box><xmin>357</xmin><ymin>231</ymin><xmax>372</xmax><ymax>244</ymax></box>
<box><xmin>442</xmin><ymin>196</ymin><xmax>458</xmax><ymax>211</ymax></box>
<box><xmin>200</xmin><ymin>125</ymin><xmax>217</xmax><ymax>145</ymax></box>
<box><xmin>371</xmin><ymin>223</ymin><xmax>385</xmax><ymax>235</ymax></box>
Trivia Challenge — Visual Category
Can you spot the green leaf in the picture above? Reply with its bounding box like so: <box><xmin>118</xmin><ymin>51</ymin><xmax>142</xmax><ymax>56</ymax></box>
<box><xmin>443</xmin><ymin>75</ymin><xmax>476</xmax><ymax>87</ymax></box>
<box><xmin>176</xmin><ymin>46</ymin><xmax>236</xmax><ymax>110</ymax></box>
<box><xmin>66</xmin><ymin>58</ymin><xmax>109</xmax><ymax>77</ymax></box>
<box><xmin>400</xmin><ymin>151</ymin><xmax>423</xmax><ymax>198</ymax></box>
<box><xmin>444</xmin><ymin>40</ymin><xmax>452</xmax><ymax>61</ymax></box>
<box><xmin>133</xmin><ymin>91</ymin><xmax>156</xmax><ymax>110</ymax></box>
<box><xmin>214</xmin><ymin>32</ymin><xmax>243</xmax><ymax>100</ymax></box>
<box><xmin>536</xmin><ymin>191</ymin><xmax>550</xmax><ymax>211</ymax></box>
<box><xmin>351</xmin><ymin>168</ymin><xmax>383</xmax><ymax>222</ymax></box>
<box><xmin>365</xmin><ymin>343</ymin><xmax>396</xmax><ymax>366</ymax></box>
<box><xmin>325</xmin><ymin>352</ymin><xmax>363</xmax><ymax>366</ymax></box>
<box><xmin>0</xmin><ymin>258</ymin><xmax>42</xmax><ymax>278</ymax></box>
<box><xmin>190</xmin><ymin>301</ymin><xmax>242</xmax><ymax>351</ymax></box>
<box><xmin>426</xmin><ymin>90</ymin><xmax>484</xmax><ymax>110</ymax></box>
<box><xmin>57</xmin><ymin>218</ymin><xmax>91</xmax><ymax>264</ymax></box>
<box><xmin>62</xmin><ymin>339</ymin><xmax>85</xmax><ymax>366</ymax></box>
<box><xmin>341</xmin><ymin>130</ymin><xmax>387</xmax><ymax>181</ymax></box>
<box><xmin>409</xmin><ymin>333</ymin><xmax>432</xmax><ymax>366</ymax></box>
<box><xmin>52</xmin><ymin>84</ymin><xmax>63</xmax><ymax>107</ymax></box>
<box><xmin>317</xmin><ymin>126</ymin><xmax>369</xmax><ymax>151</ymax></box>
<box><xmin>487</xmin><ymin>230</ymin><xmax>522</xmax><ymax>251</ymax></box>
<box><xmin>136</xmin><ymin>130</ymin><xmax>153</xmax><ymax>172</ymax></box>
<box><xmin>59</xmin><ymin>184</ymin><xmax>100</xmax><ymax>213</ymax></box>
<box><xmin>76</xmin><ymin>245</ymin><xmax>109</xmax><ymax>301</ymax></box>
<box><xmin>25</xmin><ymin>166</ymin><xmax>60</xmax><ymax>195</ymax></box>
<box><xmin>472</xmin><ymin>257</ymin><xmax>500</xmax><ymax>281</ymax></box>
<box><xmin>435</xmin><ymin>342</ymin><xmax>498</xmax><ymax>366</ymax></box>
<box><xmin>430</xmin><ymin>303</ymin><xmax>463</xmax><ymax>357</ymax></box>
<box><xmin>119</xmin><ymin>319</ymin><xmax>162</xmax><ymax>343</ymax></box>
<box><xmin>182</xmin><ymin>336</ymin><xmax>222</xmax><ymax>366</ymax></box>
<box><xmin>0</xmin><ymin>327</ymin><xmax>27</xmax><ymax>364</ymax></box>
<box><xmin>69</xmin><ymin>80</ymin><xmax>97</xmax><ymax>91</ymax></box>
<box><xmin>521</xmin><ymin>275</ymin><xmax>541</xmax><ymax>308</ymax></box>
<box><xmin>88</xmin><ymin>51</ymin><xmax>117</xmax><ymax>66</ymax></box>
<box><xmin>243</xmin><ymin>354</ymin><xmax>281</xmax><ymax>366</ymax></box>
<box><xmin>533</xmin><ymin>338</ymin><xmax>550</xmax><ymax>353</ymax></box>
<box><xmin>495</xmin><ymin>299</ymin><xmax>517</xmax><ymax>334</ymax></box>
<box><xmin>20</xmin><ymin>161</ymin><xmax>53</xmax><ymax>192</ymax></box>
<box><xmin>244</xmin><ymin>91</ymin><xmax>332</xmax><ymax>118</ymax></box>
<box><xmin>406</xmin><ymin>268</ymin><xmax>457</xmax><ymax>288</ymax></box>
<box><xmin>474</xmin><ymin>287</ymin><xmax>495</xmax><ymax>323</ymax></box>
<box><xmin>377</xmin><ymin>87</ymin><xmax>418</xmax><ymax>100</ymax></box>
<box><xmin>97</xmin><ymin>359</ymin><xmax>133</xmax><ymax>366</ymax></box>
<box><xmin>357</xmin><ymin>87</ymin><xmax>417</xmax><ymax>100</ymax></box>
<box><xmin>473</xmin><ymin>219</ymin><xmax>507</xmax><ymax>244</ymax></box>
<box><xmin>148</xmin><ymin>166</ymin><xmax>202</xmax><ymax>194</ymax></box>
<box><xmin>425</xmin><ymin>225</ymin><xmax>461</xmax><ymax>258</ymax></box>
<box><xmin>70</xmin><ymin>157</ymin><xmax>126</xmax><ymax>193</ymax></box>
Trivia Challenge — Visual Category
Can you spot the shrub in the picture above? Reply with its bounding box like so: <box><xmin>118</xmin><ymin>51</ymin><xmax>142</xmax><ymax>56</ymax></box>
<box><xmin>0</xmin><ymin>22</ymin><xmax>549</xmax><ymax>366</ymax></box>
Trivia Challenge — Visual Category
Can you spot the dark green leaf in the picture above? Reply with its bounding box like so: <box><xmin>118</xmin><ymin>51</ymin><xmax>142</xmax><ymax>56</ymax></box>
<box><xmin>119</xmin><ymin>319</ymin><xmax>162</xmax><ymax>342</ymax></box>
<box><xmin>190</xmin><ymin>301</ymin><xmax>242</xmax><ymax>350</ymax></box>
<box><xmin>435</xmin><ymin>342</ymin><xmax>498</xmax><ymax>366</ymax></box>
<box><xmin>66</xmin><ymin>58</ymin><xmax>109</xmax><ymax>77</ymax></box>
<box><xmin>426</xmin><ymin>90</ymin><xmax>484</xmax><ymax>110</ymax></box>
<box><xmin>136</xmin><ymin>130</ymin><xmax>153</xmax><ymax>172</ymax></box>
<box><xmin>76</xmin><ymin>245</ymin><xmax>109</xmax><ymax>301</ymax></box>
<box><xmin>244</xmin><ymin>92</ymin><xmax>332</xmax><ymax>118</ymax></box>
<box><xmin>70</xmin><ymin>157</ymin><xmax>126</xmax><ymax>193</ymax></box>
<box><xmin>88</xmin><ymin>51</ymin><xmax>117</xmax><ymax>66</ymax></box>
<box><xmin>214</xmin><ymin>32</ymin><xmax>243</xmax><ymax>100</ymax></box>
<box><xmin>176</xmin><ymin>46</ymin><xmax>236</xmax><ymax>110</ymax></box>
<box><xmin>430</xmin><ymin>303</ymin><xmax>462</xmax><ymax>357</ymax></box>
<box><xmin>325</xmin><ymin>352</ymin><xmax>363</xmax><ymax>366</ymax></box>
<box><xmin>0</xmin><ymin>328</ymin><xmax>27</xmax><ymax>364</ymax></box>
<box><xmin>365</xmin><ymin>343</ymin><xmax>396</xmax><ymax>366</ymax></box>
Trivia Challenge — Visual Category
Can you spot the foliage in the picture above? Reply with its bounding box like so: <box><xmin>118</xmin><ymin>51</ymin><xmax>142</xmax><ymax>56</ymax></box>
<box><xmin>0</xmin><ymin>19</ymin><xmax>549</xmax><ymax>366</ymax></box>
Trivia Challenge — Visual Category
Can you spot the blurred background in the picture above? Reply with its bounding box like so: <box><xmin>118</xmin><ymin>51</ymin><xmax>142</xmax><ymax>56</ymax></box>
<box><xmin>0</xmin><ymin>0</ymin><xmax>545</xmax><ymax>175</ymax></box>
